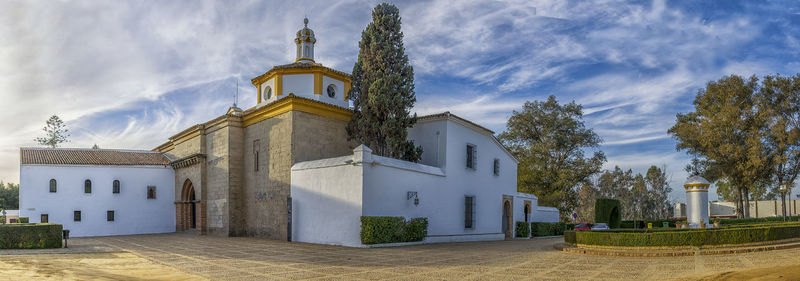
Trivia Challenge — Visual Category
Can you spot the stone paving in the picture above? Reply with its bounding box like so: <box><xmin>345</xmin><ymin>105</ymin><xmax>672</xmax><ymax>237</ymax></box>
<box><xmin>56</xmin><ymin>233</ymin><xmax>800</xmax><ymax>280</ymax></box>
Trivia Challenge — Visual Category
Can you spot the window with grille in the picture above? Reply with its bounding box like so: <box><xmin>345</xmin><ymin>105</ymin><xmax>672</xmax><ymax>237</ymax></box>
<box><xmin>465</xmin><ymin>196</ymin><xmax>475</xmax><ymax>229</ymax></box>
<box><xmin>74</xmin><ymin>211</ymin><xmax>81</xmax><ymax>222</ymax></box>
<box><xmin>493</xmin><ymin>159</ymin><xmax>500</xmax><ymax>176</ymax></box>
<box><xmin>466</xmin><ymin>144</ymin><xmax>477</xmax><ymax>169</ymax></box>
<box><xmin>147</xmin><ymin>186</ymin><xmax>156</xmax><ymax>199</ymax></box>
<box><xmin>49</xmin><ymin>179</ymin><xmax>57</xmax><ymax>193</ymax></box>
<box><xmin>113</xmin><ymin>180</ymin><xmax>120</xmax><ymax>194</ymax></box>
<box><xmin>84</xmin><ymin>180</ymin><xmax>92</xmax><ymax>193</ymax></box>
<box><xmin>107</xmin><ymin>210</ymin><xmax>115</xmax><ymax>222</ymax></box>
<box><xmin>41</xmin><ymin>214</ymin><xmax>48</xmax><ymax>223</ymax></box>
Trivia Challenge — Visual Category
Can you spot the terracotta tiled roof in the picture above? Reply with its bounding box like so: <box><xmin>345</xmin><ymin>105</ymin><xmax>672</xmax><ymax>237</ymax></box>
<box><xmin>20</xmin><ymin>148</ymin><xmax>170</xmax><ymax>166</ymax></box>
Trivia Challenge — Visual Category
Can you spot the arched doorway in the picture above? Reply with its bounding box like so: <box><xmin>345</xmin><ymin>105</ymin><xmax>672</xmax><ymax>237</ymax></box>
<box><xmin>503</xmin><ymin>201</ymin><xmax>513</xmax><ymax>239</ymax></box>
<box><xmin>524</xmin><ymin>204</ymin><xmax>531</xmax><ymax>223</ymax></box>
<box><xmin>180</xmin><ymin>179</ymin><xmax>197</xmax><ymax>230</ymax></box>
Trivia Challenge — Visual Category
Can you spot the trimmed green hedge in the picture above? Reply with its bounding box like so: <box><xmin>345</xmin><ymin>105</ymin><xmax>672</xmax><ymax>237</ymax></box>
<box><xmin>719</xmin><ymin>216</ymin><xmax>800</xmax><ymax>225</ymax></box>
<box><xmin>531</xmin><ymin>222</ymin><xmax>568</xmax><ymax>236</ymax></box>
<box><xmin>515</xmin><ymin>222</ymin><xmax>530</xmax><ymax>237</ymax></box>
<box><xmin>18</xmin><ymin>217</ymin><xmax>29</xmax><ymax>224</ymax></box>
<box><xmin>564</xmin><ymin>230</ymin><xmax>576</xmax><ymax>244</ymax></box>
<box><xmin>595</xmin><ymin>198</ymin><xmax>621</xmax><ymax>229</ymax></box>
<box><xmin>0</xmin><ymin>223</ymin><xmax>62</xmax><ymax>249</ymax></box>
<box><xmin>360</xmin><ymin>216</ymin><xmax>428</xmax><ymax>244</ymax></box>
<box><xmin>621</xmin><ymin>219</ymin><xmax>681</xmax><ymax>229</ymax></box>
<box><xmin>568</xmin><ymin>222</ymin><xmax>800</xmax><ymax>247</ymax></box>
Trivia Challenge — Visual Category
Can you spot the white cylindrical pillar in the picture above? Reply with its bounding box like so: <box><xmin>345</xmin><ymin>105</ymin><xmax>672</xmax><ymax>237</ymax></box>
<box><xmin>684</xmin><ymin>176</ymin><xmax>710</xmax><ymax>227</ymax></box>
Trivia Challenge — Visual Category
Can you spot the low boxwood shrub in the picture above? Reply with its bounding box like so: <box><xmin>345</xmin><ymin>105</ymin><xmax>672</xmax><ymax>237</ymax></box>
<box><xmin>18</xmin><ymin>217</ymin><xmax>29</xmax><ymax>224</ymax></box>
<box><xmin>564</xmin><ymin>230</ymin><xmax>577</xmax><ymax>244</ymax></box>
<box><xmin>0</xmin><ymin>223</ymin><xmax>62</xmax><ymax>249</ymax></box>
<box><xmin>569</xmin><ymin>223</ymin><xmax>800</xmax><ymax>247</ymax></box>
<box><xmin>515</xmin><ymin>222</ymin><xmax>530</xmax><ymax>237</ymax></box>
<box><xmin>620</xmin><ymin>219</ymin><xmax>680</xmax><ymax>229</ymax></box>
<box><xmin>720</xmin><ymin>216</ymin><xmax>800</xmax><ymax>225</ymax></box>
<box><xmin>404</xmin><ymin>218</ymin><xmax>428</xmax><ymax>242</ymax></box>
<box><xmin>360</xmin><ymin>216</ymin><xmax>428</xmax><ymax>244</ymax></box>
<box><xmin>531</xmin><ymin>222</ymin><xmax>567</xmax><ymax>236</ymax></box>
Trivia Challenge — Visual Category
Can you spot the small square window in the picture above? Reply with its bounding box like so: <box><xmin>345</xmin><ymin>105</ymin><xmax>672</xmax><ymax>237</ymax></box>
<box><xmin>493</xmin><ymin>159</ymin><xmax>500</xmax><ymax>176</ymax></box>
<box><xmin>147</xmin><ymin>186</ymin><xmax>156</xmax><ymax>199</ymax></box>
<box><xmin>74</xmin><ymin>211</ymin><xmax>81</xmax><ymax>222</ymax></box>
<box><xmin>107</xmin><ymin>210</ymin><xmax>115</xmax><ymax>222</ymax></box>
<box><xmin>41</xmin><ymin>214</ymin><xmax>48</xmax><ymax>223</ymax></box>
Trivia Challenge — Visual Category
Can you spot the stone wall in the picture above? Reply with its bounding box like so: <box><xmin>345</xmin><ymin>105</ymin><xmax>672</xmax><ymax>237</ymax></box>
<box><xmin>242</xmin><ymin>112</ymin><xmax>294</xmax><ymax>239</ymax></box>
<box><xmin>241</xmin><ymin>110</ymin><xmax>353</xmax><ymax>240</ymax></box>
<box><xmin>161</xmin><ymin>108</ymin><xmax>353</xmax><ymax>240</ymax></box>
<box><xmin>292</xmin><ymin>111</ymin><xmax>354</xmax><ymax>163</ymax></box>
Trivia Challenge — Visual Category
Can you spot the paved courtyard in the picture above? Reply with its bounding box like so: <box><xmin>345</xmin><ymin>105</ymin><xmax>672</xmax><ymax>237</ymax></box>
<box><xmin>3</xmin><ymin>232</ymin><xmax>800</xmax><ymax>280</ymax></box>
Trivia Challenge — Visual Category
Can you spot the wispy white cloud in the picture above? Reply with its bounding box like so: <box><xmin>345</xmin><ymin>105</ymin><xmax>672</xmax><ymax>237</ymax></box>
<box><xmin>1</xmin><ymin>0</ymin><xmax>799</xmax><ymax>192</ymax></box>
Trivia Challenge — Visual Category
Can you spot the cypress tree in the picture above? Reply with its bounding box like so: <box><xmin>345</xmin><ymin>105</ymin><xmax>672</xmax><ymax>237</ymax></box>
<box><xmin>347</xmin><ymin>3</ymin><xmax>423</xmax><ymax>162</ymax></box>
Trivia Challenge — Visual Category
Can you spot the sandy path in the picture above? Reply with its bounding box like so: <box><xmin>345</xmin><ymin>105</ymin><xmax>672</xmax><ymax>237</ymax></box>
<box><xmin>690</xmin><ymin>264</ymin><xmax>800</xmax><ymax>280</ymax></box>
<box><xmin>0</xmin><ymin>253</ymin><xmax>204</xmax><ymax>281</ymax></box>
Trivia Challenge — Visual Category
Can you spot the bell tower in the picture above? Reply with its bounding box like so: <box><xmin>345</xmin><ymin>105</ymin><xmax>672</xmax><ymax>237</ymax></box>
<box><xmin>252</xmin><ymin>17</ymin><xmax>350</xmax><ymax>108</ymax></box>
<box><xmin>295</xmin><ymin>18</ymin><xmax>316</xmax><ymax>63</ymax></box>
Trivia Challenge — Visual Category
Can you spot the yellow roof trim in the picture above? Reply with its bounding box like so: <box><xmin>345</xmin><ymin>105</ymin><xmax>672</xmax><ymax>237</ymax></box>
<box><xmin>242</xmin><ymin>94</ymin><xmax>352</xmax><ymax>127</ymax></box>
<box><xmin>251</xmin><ymin>64</ymin><xmax>351</xmax><ymax>87</ymax></box>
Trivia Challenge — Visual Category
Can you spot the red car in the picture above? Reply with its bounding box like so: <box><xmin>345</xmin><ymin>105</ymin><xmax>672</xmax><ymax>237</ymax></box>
<box><xmin>573</xmin><ymin>223</ymin><xmax>592</xmax><ymax>231</ymax></box>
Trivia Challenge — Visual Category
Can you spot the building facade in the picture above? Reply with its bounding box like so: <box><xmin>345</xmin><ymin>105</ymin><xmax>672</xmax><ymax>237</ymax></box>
<box><xmin>19</xmin><ymin>18</ymin><xmax>558</xmax><ymax>243</ymax></box>
<box><xmin>290</xmin><ymin>113</ymin><xmax>558</xmax><ymax>247</ymax></box>
<box><xmin>152</xmin><ymin>18</ymin><xmax>354</xmax><ymax>240</ymax></box>
<box><xmin>19</xmin><ymin>148</ymin><xmax>175</xmax><ymax>237</ymax></box>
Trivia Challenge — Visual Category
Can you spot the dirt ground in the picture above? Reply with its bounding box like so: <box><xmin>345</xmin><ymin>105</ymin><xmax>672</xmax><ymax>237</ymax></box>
<box><xmin>694</xmin><ymin>265</ymin><xmax>800</xmax><ymax>280</ymax></box>
<box><xmin>4</xmin><ymin>233</ymin><xmax>800</xmax><ymax>280</ymax></box>
<box><xmin>0</xmin><ymin>253</ymin><xmax>204</xmax><ymax>281</ymax></box>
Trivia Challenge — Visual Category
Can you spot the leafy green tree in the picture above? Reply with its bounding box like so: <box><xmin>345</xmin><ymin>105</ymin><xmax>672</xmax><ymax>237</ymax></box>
<box><xmin>715</xmin><ymin>178</ymin><xmax>738</xmax><ymax>202</ymax></box>
<box><xmin>645</xmin><ymin>165</ymin><xmax>673</xmax><ymax>219</ymax></box>
<box><xmin>347</xmin><ymin>3</ymin><xmax>422</xmax><ymax>162</ymax></box>
<box><xmin>669</xmin><ymin>75</ymin><xmax>772</xmax><ymax>218</ymax></box>
<box><xmin>499</xmin><ymin>95</ymin><xmax>606</xmax><ymax>221</ymax></box>
<box><xmin>0</xmin><ymin>182</ymin><xmax>18</xmax><ymax>210</ymax></box>
<box><xmin>758</xmin><ymin>74</ymin><xmax>800</xmax><ymax>216</ymax></box>
<box><xmin>630</xmin><ymin>174</ymin><xmax>647</xmax><ymax>222</ymax></box>
<box><xmin>34</xmin><ymin>115</ymin><xmax>70</xmax><ymax>148</ymax></box>
<box><xmin>575</xmin><ymin>182</ymin><xmax>598</xmax><ymax>222</ymax></box>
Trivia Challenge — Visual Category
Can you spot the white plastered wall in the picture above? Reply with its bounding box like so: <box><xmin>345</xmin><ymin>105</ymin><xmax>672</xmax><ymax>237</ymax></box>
<box><xmin>20</xmin><ymin>164</ymin><xmax>175</xmax><ymax>237</ymax></box>
<box><xmin>290</xmin><ymin>157</ymin><xmax>364</xmax><ymax>247</ymax></box>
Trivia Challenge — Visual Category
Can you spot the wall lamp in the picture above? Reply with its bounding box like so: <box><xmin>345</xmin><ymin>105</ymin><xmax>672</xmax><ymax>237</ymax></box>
<box><xmin>407</xmin><ymin>191</ymin><xmax>419</xmax><ymax>206</ymax></box>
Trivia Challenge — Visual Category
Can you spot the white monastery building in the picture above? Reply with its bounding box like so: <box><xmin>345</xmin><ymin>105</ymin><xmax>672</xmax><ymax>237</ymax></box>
<box><xmin>19</xmin><ymin>18</ymin><xmax>557</xmax><ymax>244</ymax></box>
<box><xmin>20</xmin><ymin>148</ymin><xmax>175</xmax><ymax>237</ymax></box>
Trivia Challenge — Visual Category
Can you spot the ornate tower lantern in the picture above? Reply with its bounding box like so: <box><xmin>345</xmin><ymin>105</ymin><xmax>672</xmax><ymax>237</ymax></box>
<box><xmin>295</xmin><ymin>18</ymin><xmax>316</xmax><ymax>63</ymax></box>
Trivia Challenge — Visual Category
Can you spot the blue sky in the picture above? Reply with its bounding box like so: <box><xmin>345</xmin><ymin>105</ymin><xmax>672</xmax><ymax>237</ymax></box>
<box><xmin>1</xmin><ymin>0</ymin><xmax>799</xmax><ymax>203</ymax></box>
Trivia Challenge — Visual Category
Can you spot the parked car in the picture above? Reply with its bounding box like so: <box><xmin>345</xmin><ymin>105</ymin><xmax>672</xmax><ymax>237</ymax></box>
<box><xmin>573</xmin><ymin>223</ymin><xmax>591</xmax><ymax>231</ymax></box>
<box><xmin>591</xmin><ymin>223</ymin><xmax>609</xmax><ymax>230</ymax></box>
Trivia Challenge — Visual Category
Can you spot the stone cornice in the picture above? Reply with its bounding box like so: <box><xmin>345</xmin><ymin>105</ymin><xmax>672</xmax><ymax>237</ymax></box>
<box><xmin>242</xmin><ymin>94</ymin><xmax>353</xmax><ymax>126</ymax></box>
<box><xmin>170</xmin><ymin>153</ymin><xmax>206</xmax><ymax>169</ymax></box>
